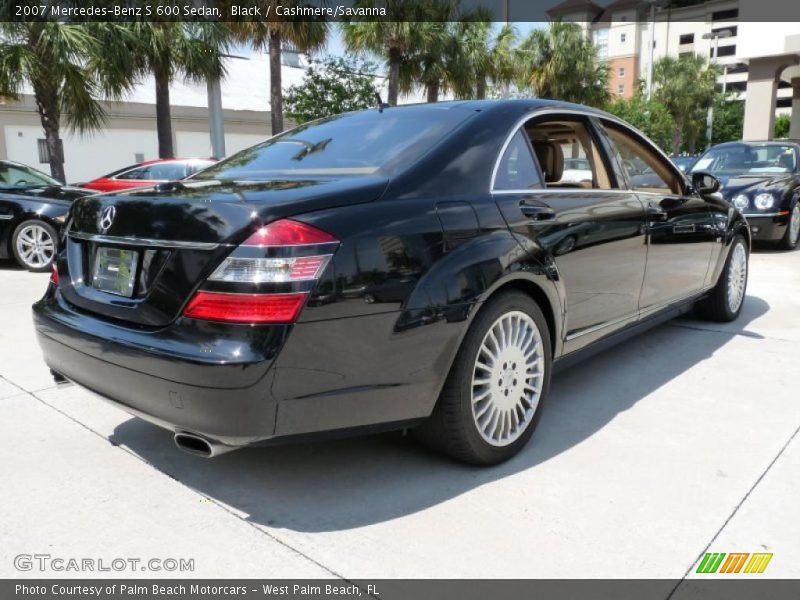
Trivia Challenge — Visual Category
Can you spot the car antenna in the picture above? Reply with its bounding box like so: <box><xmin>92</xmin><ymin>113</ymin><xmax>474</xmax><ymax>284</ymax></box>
<box><xmin>374</xmin><ymin>92</ymin><xmax>389</xmax><ymax>113</ymax></box>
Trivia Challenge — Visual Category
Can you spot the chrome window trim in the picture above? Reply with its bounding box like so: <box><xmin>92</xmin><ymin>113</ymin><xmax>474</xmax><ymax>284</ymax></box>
<box><xmin>491</xmin><ymin>188</ymin><xmax>624</xmax><ymax>196</ymax></box>
<box><xmin>489</xmin><ymin>107</ymin><xmax>681</xmax><ymax>195</ymax></box>
<box><xmin>0</xmin><ymin>214</ymin><xmax>14</xmax><ymax>220</ymax></box>
<box><xmin>68</xmin><ymin>231</ymin><xmax>223</xmax><ymax>250</ymax></box>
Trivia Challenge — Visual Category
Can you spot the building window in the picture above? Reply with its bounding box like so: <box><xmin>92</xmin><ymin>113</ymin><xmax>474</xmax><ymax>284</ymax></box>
<box><xmin>619</xmin><ymin>67</ymin><xmax>625</xmax><ymax>77</ymax></box>
<box><xmin>618</xmin><ymin>84</ymin><xmax>625</xmax><ymax>95</ymax></box>
<box><xmin>711</xmin><ymin>9</ymin><xmax>738</xmax><ymax>21</ymax></box>
<box><xmin>620</xmin><ymin>33</ymin><xmax>627</xmax><ymax>43</ymax></box>
<box><xmin>134</xmin><ymin>153</ymin><xmax>145</xmax><ymax>163</ymax></box>
<box><xmin>712</xmin><ymin>26</ymin><xmax>737</xmax><ymax>37</ymax></box>
<box><xmin>712</xmin><ymin>45</ymin><xmax>736</xmax><ymax>58</ymax></box>
<box><xmin>679</xmin><ymin>33</ymin><xmax>694</xmax><ymax>44</ymax></box>
<box><xmin>36</xmin><ymin>139</ymin><xmax>63</xmax><ymax>164</ymax></box>
<box><xmin>594</xmin><ymin>28</ymin><xmax>609</xmax><ymax>58</ymax></box>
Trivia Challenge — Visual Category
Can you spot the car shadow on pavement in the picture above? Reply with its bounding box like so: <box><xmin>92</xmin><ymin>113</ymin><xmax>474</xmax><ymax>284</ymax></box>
<box><xmin>111</xmin><ymin>295</ymin><xmax>769</xmax><ymax>533</ymax></box>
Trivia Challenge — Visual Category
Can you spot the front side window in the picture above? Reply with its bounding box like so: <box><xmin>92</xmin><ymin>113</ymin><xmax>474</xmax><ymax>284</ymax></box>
<box><xmin>493</xmin><ymin>130</ymin><xmax>541</xmax><ymax>191</ymax></box>
<box><xmin>603</xmin><ymin>123</ymin><xmax>681</xmax><ymax>194</ymax></box>
<box><xmin>0</xmin><ymin>163</ymin><xmax>59</xmax><ymax>188</ymax></box>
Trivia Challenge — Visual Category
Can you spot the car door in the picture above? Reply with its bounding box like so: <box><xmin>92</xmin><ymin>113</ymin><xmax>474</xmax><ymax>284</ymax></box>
<box><xmin>492</xmin><ymin>113</ymin><xmax>647</xmax><ymax>353</ymax></box>
<box><xmin>597</xmin><ymin>120</ymin><xmax>717</xmax><ymax>313</ymax></box>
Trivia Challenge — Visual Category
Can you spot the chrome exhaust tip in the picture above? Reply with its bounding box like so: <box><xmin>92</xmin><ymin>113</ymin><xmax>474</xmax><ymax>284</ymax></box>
<box><xmin>173</xmin><ymin>432</ymin><xmax>236</xmax><ymax>458</ymax></box>
<box><xmin>50</xmin><ymin>369</ymin><xmax>73</xmax><ymax>388</ymax></box>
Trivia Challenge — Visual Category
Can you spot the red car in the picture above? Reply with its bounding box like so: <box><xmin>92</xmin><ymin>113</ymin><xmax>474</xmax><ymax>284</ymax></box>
<box><xmin>81</xmin><ymin>158</ymin><xmax>216</xmax><ymax>193</ymax></box>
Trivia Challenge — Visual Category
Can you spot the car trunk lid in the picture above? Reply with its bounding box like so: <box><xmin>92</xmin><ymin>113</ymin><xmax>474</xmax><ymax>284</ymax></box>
<box><xmin>60</xmin><ymin>177</ymin><xmax>387</xmax><ymax>326</ymax></box>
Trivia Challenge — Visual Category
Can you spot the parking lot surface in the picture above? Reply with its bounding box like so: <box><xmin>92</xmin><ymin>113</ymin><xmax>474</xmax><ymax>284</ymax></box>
<box><xmin>1</xmin><ymin>247</ymin><xmax>798</xmax><ymax>581</ymax></box>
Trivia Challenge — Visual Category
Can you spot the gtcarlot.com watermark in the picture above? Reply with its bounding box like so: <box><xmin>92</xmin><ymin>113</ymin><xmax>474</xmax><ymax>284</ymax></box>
<box><xmin>14</xmin><ymin>554</ymin><xmax>194</xmax><ymax>573</ymax></box>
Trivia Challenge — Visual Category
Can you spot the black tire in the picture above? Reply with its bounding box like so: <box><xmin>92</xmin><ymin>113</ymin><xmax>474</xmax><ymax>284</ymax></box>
<box><xmin>777</xmin><ymin>200</ymin><xmax>799</xmax><ymax>251</ymax></box>
<box><xmin>11</xmin><ymin>219</ymin><xmax>58</xmax><ymax>272</ymax></box>
<box><xmin>696</xmin><ymin>234</ymin><xmax>748</xmax><ymax>322</ymax></box>
<box><xmin>416</xmin><ymin>290</ymin><xmax>552</xmax><ymax>466</ymax></box>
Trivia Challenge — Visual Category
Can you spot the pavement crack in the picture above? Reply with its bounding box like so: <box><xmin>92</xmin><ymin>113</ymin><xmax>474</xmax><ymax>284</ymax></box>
<box><xmin>28</xmin><ymin>390</ymin><xmax>351</xmax><ymax>583</ymax></box>
<box><xmin>668</xmin><ymin>322</ymin><xmax>794</xmax><ymax>343</ymax></box>
<box><xmin>666</xmin><ymin>422</ymin><xmax>800</xmax><ymax>599</ymax></box>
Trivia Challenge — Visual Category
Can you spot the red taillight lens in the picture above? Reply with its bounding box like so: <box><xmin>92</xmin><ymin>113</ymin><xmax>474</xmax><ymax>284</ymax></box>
<box><xmin>243</xmin><ymin>219</ymin><xmax>337</xmax><ymax>246</ymax></box>
<box><xmin>50</xmin><ymin>264</ymin><xmax>59</xmax><ymax>286</ymax></box>
<box><xmin>183</xmin><ymin>291</ymin><xmax>308</xmax><ymax>324</ymax></box>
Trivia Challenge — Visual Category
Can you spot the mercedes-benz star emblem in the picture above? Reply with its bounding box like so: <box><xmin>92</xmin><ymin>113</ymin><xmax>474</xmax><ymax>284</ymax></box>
<box><xmin>98</xmin><ymin>205</ymin><xmax>116</xmax><ymax>233</ymax></box>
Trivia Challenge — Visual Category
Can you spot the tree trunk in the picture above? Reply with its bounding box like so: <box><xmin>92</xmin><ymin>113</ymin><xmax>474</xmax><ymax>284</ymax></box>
<box><xmin>155</xmin><ymin>72</ymin><xmax>174</xmax><ymax>159</ymax></box>
<box><xmin>671</xmin><ymin>120</ymin><xmax>684</xmax><ymax>155</ymax></box>
<box><xmin>476</xmin><ymin>75</ymin><xmax>487</xmax><ymax>100</ymax></box>
<box><xmin>269</xmin><ymin>28</ymin><xmax>284</xmax><ymax>135</ymax></box>
<box><xmin>33</xmin><ymin>83</ymin><xmax>65</xmax><ymax>183</ymax></box>
<box><xmin>426</xmin><ymin>81</ymin><xmax>440</xmax><ymax>103</ymax></box>
<box><xmin>387</xmin><ymin>46</ymin><xmax>401</xmax><ymax>106</ymax></box>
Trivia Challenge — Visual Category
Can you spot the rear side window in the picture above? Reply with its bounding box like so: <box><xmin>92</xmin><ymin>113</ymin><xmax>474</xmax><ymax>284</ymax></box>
<box><xmin>493</xmin><ymin>130</ymin><xmax>542</xmax><ymax>191</ymax></box>
<box><xmin>603</xmin><ymin>124</ymin><xmax>682</xmax><ymax>194</ymax></box>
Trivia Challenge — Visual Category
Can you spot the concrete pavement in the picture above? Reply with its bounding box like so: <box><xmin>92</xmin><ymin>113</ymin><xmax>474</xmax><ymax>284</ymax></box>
<box><xmin>1</xmin><ymin>247</ymin><xmax>798</xmax><ymax>582</ymax></box>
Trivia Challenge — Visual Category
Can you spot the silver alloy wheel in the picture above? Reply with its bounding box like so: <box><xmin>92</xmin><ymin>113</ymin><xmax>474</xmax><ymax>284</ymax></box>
<box><xmin>790</xmin><ymin>205</ymin><xmax>800</xmax><ymax>246</ymax></box>
<box><xmin>471</xmin><ymin>310</ymin><xmax>545</xmax><ymax>447</ymax></box>
<box><xmin>727</xmin><ymin>242</ymin><xmax>747</xmax><ymax>313</ymax></box>
<box><xmin>15</xmin><ymin>223</ymin><xmax>55</xmax><ymax>269</ymax></box>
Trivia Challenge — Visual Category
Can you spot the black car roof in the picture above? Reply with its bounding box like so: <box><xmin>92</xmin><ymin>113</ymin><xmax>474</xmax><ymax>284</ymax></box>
<box><xmin>382</xmin><ymin>98</ymin><xmax>615</xmax><ymax>119</ymax></box>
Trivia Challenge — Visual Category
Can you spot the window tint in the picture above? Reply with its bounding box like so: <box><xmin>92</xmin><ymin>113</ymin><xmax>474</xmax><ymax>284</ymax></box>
<box><xmin>525</xmin><ymin>119</ymin><xmax>612</xmax><ymax>189</ymax></box>
<box><xmin>604</xmin><ymin>124</ymin><xmax>681</xmax><ymax>194</ymax></box>
<box><xmin>116</xmin><ymin>166</ymin><xmax>149</xmax><ymax>180</ymax></box>
<box><xmin>193</xmin><ymin>108</ymin><xmax>474</xmax><ymax>181</ymax></box>
<box><xmin>493</xmin><ymin>130</ymin><xmax>541</xmax><ymax>190</ymax></box>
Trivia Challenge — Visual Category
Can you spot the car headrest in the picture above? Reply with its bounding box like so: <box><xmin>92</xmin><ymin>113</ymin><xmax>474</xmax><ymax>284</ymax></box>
<box><xmin>532</xmin><ymin>140</ymin><xmax>564</xmax><ymax>183</ymax></box>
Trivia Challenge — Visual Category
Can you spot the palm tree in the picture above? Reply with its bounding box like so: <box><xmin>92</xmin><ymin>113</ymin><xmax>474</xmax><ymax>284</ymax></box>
<box><xmin>126</xmin><ymin>23</ymin><xmax>231</xmax><ymax>159</ymax></box>
<box><xmin>452</xmin><ymin>18</ymin><xmax>518</xmax><ymax>100</ymax></box>
<box><xmin>230</xmin><ymin>4</ymin><xmax>328</xmax><ymax>135</ymax></box>
<box><xmin>0</xmin><ymin>23</ymin><xmax>135</xmax><ymax>182</ymax></box>
<box><xmin>516</xmin><ymin>22</ymin><xmax>610</xmax><ymax>107</ymax></box>
<box><xmin>652</xmin><ymin>54</ymin><xmax>718</xmax><ymax>153</ymax></box>
<box><xmin>341</xmin><ymin>0</ymin><xmax>434</xmax><ymax>106</ymax></box>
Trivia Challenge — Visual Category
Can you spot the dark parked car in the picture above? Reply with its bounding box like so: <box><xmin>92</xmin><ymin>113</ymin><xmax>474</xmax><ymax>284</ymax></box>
<box><xmin>691</xmin><ymin>141</ymin><xmax>800</xmax><ymax>249</ymax></box>
<box><xmin>34</xmin><ymin>100</ymin><xmax>750</xmax><ymax>465</ymax></box>
<box><xmin>0</xmin><ymin>160</ymin><xmax>94</xmax><ymax>271</ymax></box>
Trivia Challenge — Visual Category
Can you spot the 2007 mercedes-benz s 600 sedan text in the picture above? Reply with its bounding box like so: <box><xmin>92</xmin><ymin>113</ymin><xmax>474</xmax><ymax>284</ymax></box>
<box><xmin>34</xmin><ymin>100</ymin><xmax>750</xmax><ymax>465</ymax></box>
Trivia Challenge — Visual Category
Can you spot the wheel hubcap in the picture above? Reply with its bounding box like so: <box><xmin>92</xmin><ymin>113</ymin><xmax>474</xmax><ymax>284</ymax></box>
<box><xmin>790</xmin><ymin>206</ymin><xmax>800</xmax><ymax>245</ymax></box>
<box><xmin>16</xmin><ymin>224</ymin><xmax>55</xmax><ymax>269</ymax></box>
<box><xmin>727</xmin><ymin>243</ymin><xmax>747</xmax><ymax>313</ymax></box>
<box><xmin>471</xmin><ymin>310</ymin><xmax>545</xmax><ymax>447</ymax></box>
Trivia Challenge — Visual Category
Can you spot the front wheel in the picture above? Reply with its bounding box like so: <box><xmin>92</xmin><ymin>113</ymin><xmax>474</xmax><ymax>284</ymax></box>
<box><xmin>696</xmin><ymin>234</ymin><xmax>748</xmax><ymax>322</ymax></box>
<box><xmin>416</xmin><ymin>291</ymin><xmax>552</xmax><ymax>465</ymax></box>
<box><xmin>777</xmin><ymin>201</ymin><xmax>800</xmax><ymax>251</ymax></box>
<box><xmin>12</xmin><ymin>219</ymin><xmax>58</xmax><ymax>272</ymax></box>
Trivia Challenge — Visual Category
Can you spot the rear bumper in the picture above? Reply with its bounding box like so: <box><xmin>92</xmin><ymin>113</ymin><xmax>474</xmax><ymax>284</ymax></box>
<box><xmin>743</xmin><ymin>213</ymin><xmax>789</xmax><ymax>242</ymax></box>
<box><xmin>33</xmin><ymin>291</ymin><xmax>282</xmax><ymax>447</ymax></box>
<box><xmin>33</xmin><ymin>289</ymin><xmax>435</xmax><ymax>448</ymax></box>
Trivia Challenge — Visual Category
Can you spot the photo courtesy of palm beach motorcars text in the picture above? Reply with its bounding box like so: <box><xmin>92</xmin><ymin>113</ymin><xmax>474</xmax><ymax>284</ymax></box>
<box><xmin>2</xmin><ymin>0</ymin><xmax>800</xmax><ymax>598</ymax></box>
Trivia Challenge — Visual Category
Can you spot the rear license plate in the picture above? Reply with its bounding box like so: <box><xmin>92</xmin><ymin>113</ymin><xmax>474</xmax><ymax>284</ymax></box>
<box><xmin>93</xmin><ymin>247</ymin><xmax>138</xmax><ymax>297</ymax></box>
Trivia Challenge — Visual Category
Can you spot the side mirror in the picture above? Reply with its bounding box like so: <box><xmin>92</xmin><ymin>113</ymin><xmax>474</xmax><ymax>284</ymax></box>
<box><xmin>692</xmin><ymin>171</ymin><xmax>720</xmax><ymax>195</ymax></box>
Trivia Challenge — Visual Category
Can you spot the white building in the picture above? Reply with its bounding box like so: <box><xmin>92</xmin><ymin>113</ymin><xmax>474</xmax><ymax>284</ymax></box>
<box><xmin>0</xmin><ymin>50</ymin><xmax>407</xmax><ymax>184</ymax></box>
<box><xmin>548</xmin><ymin>0</ymin><xmax>800</xmax><ymax>140</ymax></box>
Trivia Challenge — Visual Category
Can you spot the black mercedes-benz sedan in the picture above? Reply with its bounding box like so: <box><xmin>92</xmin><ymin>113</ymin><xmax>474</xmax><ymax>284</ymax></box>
<box><xmin>691</xmin><ymin>141</ymin><xmax>800</xmax><ymax>249</ymax></box>
<box><xmin>1</xmin><ymin>160</ymin><xmax>95</xmax><ymax>271</ymax></box>
<box><xmin>34</xmin><ymin>100</ymin><xmax>750</xmax><ymax>465</ymax></box>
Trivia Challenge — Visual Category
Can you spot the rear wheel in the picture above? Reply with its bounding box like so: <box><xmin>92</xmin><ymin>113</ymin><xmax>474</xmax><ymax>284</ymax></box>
<box><xmin>416</xmin><ymin>291</ymin><xmax>552</xmax><ymax>465</ymax></box>
<box><xmin>696</xmin><ymin>234</ymin><xmax>748</xmax><ymax>322</ymax></box>
<box><xmin>777</xmin><ymin>201</ymin><xmax>800</xmax><ymax>250</ymax></box>
<box><xmin>12</xmin><ymin>220</ymin><xmax>57</xmax><ymax>272</ymax></box>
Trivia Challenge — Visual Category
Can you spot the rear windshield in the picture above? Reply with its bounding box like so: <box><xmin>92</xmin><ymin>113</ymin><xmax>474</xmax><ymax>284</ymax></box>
<box><xmin>192</xmin><ymin>107</ymin><xmax>474</xmax><ymax>181</ymax></box>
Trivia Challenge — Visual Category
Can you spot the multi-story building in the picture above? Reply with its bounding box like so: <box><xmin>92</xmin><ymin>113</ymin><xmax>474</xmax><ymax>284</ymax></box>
<box><xmin>547</xmin><ymin>0</ymin><xmax>800</xmax><ymax>140</ymax></box>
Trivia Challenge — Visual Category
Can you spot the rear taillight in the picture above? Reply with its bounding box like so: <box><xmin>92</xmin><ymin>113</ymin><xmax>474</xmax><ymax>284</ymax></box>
<box><xmin>183</xmin><ymin>291</ymin><xmax>308</xmax><ymax>324</ymax></box>
<box><xmin>50</xmin><ymin>263</ymin><xmax>59</xmax><ymax>286</ymax></box>
<box><xmin>183</xmin><ymin>219</ymin><xmax>338</xmax><ymax>324</ymax></box>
